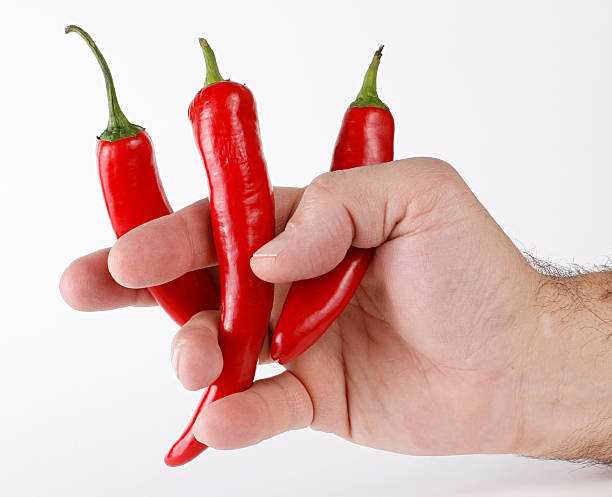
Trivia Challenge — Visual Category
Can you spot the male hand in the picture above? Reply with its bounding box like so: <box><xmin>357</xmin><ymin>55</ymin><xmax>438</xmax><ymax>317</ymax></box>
<box><xmin>61</xmin><ymin>158</ymin><xmax>612</xmax><ymax>462</ymax></box>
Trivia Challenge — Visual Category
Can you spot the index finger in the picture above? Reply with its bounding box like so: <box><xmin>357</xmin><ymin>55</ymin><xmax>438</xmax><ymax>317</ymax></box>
<box><xmin>108</xmin><ymin>187</ymin><xmax>303</xmax><ymax>289</ymax></box>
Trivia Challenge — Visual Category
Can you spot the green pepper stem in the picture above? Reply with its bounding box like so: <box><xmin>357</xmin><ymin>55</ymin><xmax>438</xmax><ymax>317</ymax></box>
<box><xmin>199</xmin><ymin>38</ymin><xmax>225</xmax><ymax>88</ymax></box>
<box><xmin>350</xmin><ymin>45</ymin><xmax>389</xmax><ymax>110</ymax></box>
<box><xmin>65</xmin><ymin>25</ymin><xmax>142</xmax><ymax>141</ymax></box>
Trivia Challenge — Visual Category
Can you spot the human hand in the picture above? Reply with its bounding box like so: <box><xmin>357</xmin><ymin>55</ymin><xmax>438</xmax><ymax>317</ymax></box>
<box><xmin>61</xmin><ymin>158</ymin><xmax>612</xmax><ymax>461</ymax></box>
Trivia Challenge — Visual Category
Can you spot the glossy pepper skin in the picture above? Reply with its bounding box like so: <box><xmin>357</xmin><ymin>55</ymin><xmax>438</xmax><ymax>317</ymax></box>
<box><xmin>271</xmin><ymin>46</ymin><xmax>394</xmax><ymax>364</ymax></box>
<box><xmin>97</xmin><ymin>131</ymin><xmax>220</xmax><ymax>325</ymax></box>
<box><xmin>165</xmin><ymin>39</ymin><xmax>274</xmax><ymax>467</ymax></box>
<box><xmin>66</xmin><ymin>25</ymin><xmax>219</xmax><ymax>326</ymax></box>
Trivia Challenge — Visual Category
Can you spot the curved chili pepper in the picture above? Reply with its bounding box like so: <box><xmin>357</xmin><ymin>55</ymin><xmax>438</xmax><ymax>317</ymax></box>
<box><xmin>65</xmin><ymin>26</ymin><xmax>219</xmax><ymax>326</ymax></box>
<box><xmin>271</xmin><ymin>46</ymin><xmax>394</xmax><ymax>364</ymax></box>
<box><xmin>165</xmin><ymin>39</ymin><xmax>274</xmax><ymax>467</ymax></box>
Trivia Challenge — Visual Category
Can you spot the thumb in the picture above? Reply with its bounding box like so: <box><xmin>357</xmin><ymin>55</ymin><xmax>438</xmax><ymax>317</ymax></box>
<box><xmin>250</xmin><ymin>166</ymin><xmax>386</xmax><ymax>283</ymax></box>
<box><xmin>250</xmin><ymin>158</ymin><xmax>457</xmax><ymax>283</ymax></box>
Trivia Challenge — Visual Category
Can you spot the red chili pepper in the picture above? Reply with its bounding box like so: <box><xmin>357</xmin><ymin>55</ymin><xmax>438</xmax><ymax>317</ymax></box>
<box><xmin>65</xmin><ymin>26</ymin><xmax>219</xmax><ymax>326</ymax></box>
<box><xmin>165</xmin><ymin>39</ymin><xmax>275</xmax><ymax>466</ymax></box>
<box><xmin>271</xmin><ymin>46</ymin><xmax>394</xmax><ymax>364</ymax></box>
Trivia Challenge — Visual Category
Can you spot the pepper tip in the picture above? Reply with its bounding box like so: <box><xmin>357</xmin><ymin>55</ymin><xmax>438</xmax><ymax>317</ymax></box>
<box><xmin>270</xmin><ymin>341</ymin><xmax>289</xmax><ymax>364</ymax></box>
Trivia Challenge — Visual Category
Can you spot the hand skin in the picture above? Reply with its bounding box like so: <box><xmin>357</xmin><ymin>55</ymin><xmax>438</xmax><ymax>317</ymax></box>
<box><xmin>60</xmin><ymin>158</ymin><xmax>612</xmax><ymax>462</ymax></box>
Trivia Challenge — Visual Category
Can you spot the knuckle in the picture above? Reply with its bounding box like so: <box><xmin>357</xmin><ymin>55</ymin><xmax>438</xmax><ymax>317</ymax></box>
<box><xmin>412</xmin><ymin>157</ymin><xmax>465</xmax><ymax>193</ymax></box>
<box><xmin>422</xmin><ymin>156</ymin><xmax>454</xmax><ymax>172</ymax></box>
<box><xmin>297</xmin><ymin>172</ymin><xmax>349</xmax><ymax>240</ymax></box>
<box><xmin>273</xmin><ymin>374</ymin><xmax>313</xmax><ymax>429</ymax></box>
<box><xmin>416</xmin><ymin>157</ymin><xmax>459</xmax><ymax>181</ymax></box>
<box><xmin>307</xmin><ymin>171</ymin><xmax>339</xmax><ymax>197</ymax></box>
<box><xmin>392</xmin><ymin>157</ymin><xmax>473</xmax><ymax>232</ymax></box>
<box><xmin>184</xmin><ymin>310</ymin><xmax>220</xmax><ymax>334</ymax></box>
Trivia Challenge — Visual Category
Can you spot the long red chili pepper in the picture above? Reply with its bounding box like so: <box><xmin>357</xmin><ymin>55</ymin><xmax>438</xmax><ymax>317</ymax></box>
<box><xmin>65</xmin><ymin>26</ymin><xmax>219</xmax><ymax>326</ymax></box>
<box><xmin>165</xmin><ymin>39</ymin><xmax>275</xmax><ymax>466</ymax></box>
<box><xmin>271</xmin><ymin>46</ymin><xmax>394</xmax><ymax>364</ymax></box>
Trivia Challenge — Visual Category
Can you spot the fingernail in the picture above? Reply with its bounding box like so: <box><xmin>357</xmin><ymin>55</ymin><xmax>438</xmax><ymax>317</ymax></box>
<box><xmin>252</xmin><ymin>224</ymin><xmax>295</xmax><ymax>258</ymax></box>
<box><xmin>171</xmin><ymin>341</ymin><xmax>184</xmax><ymax>376</ymax></box>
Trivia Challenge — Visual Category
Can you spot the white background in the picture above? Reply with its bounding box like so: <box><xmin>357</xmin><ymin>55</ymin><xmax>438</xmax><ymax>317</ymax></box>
<box><xmin>1</xmin><ymin>0</ymin><xmax>611</xmax><ymax>495</ymax></box>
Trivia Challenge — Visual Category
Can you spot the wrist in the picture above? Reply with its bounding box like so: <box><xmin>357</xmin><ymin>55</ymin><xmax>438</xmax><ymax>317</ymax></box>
<box><xmin>516</xmin><ymin>271</ymin><xmax>612</xmax><ymax>462</ymax></box>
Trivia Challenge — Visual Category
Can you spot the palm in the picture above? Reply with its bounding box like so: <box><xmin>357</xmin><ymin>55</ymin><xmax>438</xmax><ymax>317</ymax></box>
<box><xmin>278</xmin><ymin>188</ymin><xmax>538</xmax><ymax>455</ymax></box>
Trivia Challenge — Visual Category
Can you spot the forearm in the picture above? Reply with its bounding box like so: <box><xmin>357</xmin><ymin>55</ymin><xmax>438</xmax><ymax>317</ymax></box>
<box><xmin>517</xmin><ymin>271</ymin><xmax>612</xmax><ymax>462</ymax></box>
